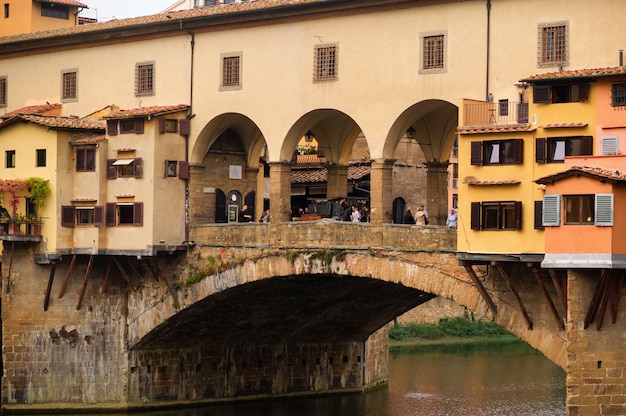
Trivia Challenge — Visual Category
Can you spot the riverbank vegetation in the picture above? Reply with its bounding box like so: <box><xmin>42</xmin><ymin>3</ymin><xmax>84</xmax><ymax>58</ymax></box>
<box><xmin>389</xmin><ymin>316</ymin><xmax>512</xmax><ymax>342</ymax></box>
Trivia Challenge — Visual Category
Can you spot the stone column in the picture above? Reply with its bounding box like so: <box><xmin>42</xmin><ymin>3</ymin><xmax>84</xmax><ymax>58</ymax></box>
<box><xmin>424</xmin><ymin>161</ymin><xmax>449</xmax><ymax>226</ymax></box>
<box><xmin>326</xmin><ymin>164</ymin><xmax>349</xmax><ymax>200</ymax></box>
<box><xmin>188</xmin><ymin>164</ymin><xmax>211</xmax><ymax>224</ymax></box>
<box><xmin>255</xmin><ymin>163</ymin><xmax>268</xmax><ymax>221</ymax></box>
<box><xmin>369</xmin><ymin>159</ymin><xmax>395</xmax><ymax>225</ymax></box>
<box><xmin>269</xmin><ymin>162</ymin><xmax>292</xmax><ymax>222</ymax></box>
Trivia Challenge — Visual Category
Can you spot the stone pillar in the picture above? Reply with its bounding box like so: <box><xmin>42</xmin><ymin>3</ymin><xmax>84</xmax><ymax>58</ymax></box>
<box><xmin>188</xmin><ymin>164</ymin><xmax>212</xmax><ymax>224</ymax></box>
<box><xmin>326</xmin><ymin>164</ymin><xmax>348</xmax><ymax>200</ymax></box>
<box><xmin>269</xmin><ymin>162</ymin><xmax>292</xmax><ymax>222</ymax></box>
<box><xmin>369</xmin><ymin>159</ymin><xmax>395</xmax><ymax>225</ymax></box>
<box><xmin>255</xmin><ymin>163</ymin><xmax>268</xmax><ymax>221</ymax></box>
<box><xmin>566</xmin><ymin>269</ymin><xmax>626</xmax><ymax>416</ymax></box>
<box><xmin>424</xmin><ymin>161</ymin><xmax>449</xmax><ymax>226</ymax></box>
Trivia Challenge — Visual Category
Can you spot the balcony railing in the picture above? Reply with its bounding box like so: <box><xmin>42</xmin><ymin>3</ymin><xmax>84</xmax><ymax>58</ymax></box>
<box><xmin>0</xmin><ymin>220</ymin><xmax>43</xmax><ymax>241</ymax></box>
<box><xmin>463</xmin><ymin>101</ymin><xmax>529</xmax><ymax>127</ymax></box>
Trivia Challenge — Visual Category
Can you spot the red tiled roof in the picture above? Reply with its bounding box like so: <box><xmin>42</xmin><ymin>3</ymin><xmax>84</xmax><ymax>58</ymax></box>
<box><xmin>540</xmin><ymin>122</ymin><xmax>588</xmax><ymax>129</ymax></box>
<box><xmin>457</xmin><ymin>125</ymin><xmax>535</xmax><ymax>134</ymax></box>
<box><xmin>291</xmin><ymin>164</ymin><xmax>370</xmax><ymax>184</ymax></box>
<box><xmin>41</xmin><ymin>0</ymin><xmax>88</xmax><ymax>7</ymax></box>
<box><xmin>535</xmin><ymin>165</ymin><xmax>626</xmax><ymax>185</ymax></box>
<box><xmin>0</xmin><ymin>0</ymin><xmax>322</xmax><ymax>45</ymax></box>
<box><xmin>70</xmin><ymin>135</ymin><xmax>106</xmax><ymax>145</ymax></box>
<box><xmin>1</xmin><ymin>103</ymin><xmax>62</xmax><ymax>119</ymax></box>
<box><xmin>520</xmin><ymin>66</ymin><xmax>626</xmax><ymax>83</ymax></box>
<box><xmin>466</xmin><ymin>179</ymin><xmax>521</xmax><ymax>186</ymax></box>
<box><xmin>104</xmin><ymin>104</ymin><xmax>190</xmax><ymax>119</ymax></box>
<box><xmin>0</xmin><ymin>114</ymin><xmax>105</xmax><ymax>130</ymax></box>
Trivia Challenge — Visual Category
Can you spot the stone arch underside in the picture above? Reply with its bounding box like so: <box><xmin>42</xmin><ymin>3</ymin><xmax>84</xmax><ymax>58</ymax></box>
<box><xmin>128</xmin><ymin>251</ymin><xmax>566</xmax><ymax>368</ymax></box>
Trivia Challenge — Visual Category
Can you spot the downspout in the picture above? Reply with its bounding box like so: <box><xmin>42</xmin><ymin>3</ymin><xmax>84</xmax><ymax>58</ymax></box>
<box><xmin>485</xmin><ymin>0</ymin><xmax>491</xmax><ymax>101</ymax></box>
<box><xmin>181</xmin><ymin>21</ymin><xmax>195</xmax><ymax>244</ymax></box>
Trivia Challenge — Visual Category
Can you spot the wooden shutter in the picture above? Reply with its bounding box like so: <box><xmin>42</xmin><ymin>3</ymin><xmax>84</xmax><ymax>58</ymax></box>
<box><xmin>133</xmin><ymin>202</ymin><xmax>143</xmax><ymax>226</ymax></box>
<box><xmin>535</xmin><ymin>138</ymin><xmax>546</xmax><ymax>163</ymax></box>
<box><xmin>179</xmin><ymin>161</ymin><xmax>189</xmax><ymax>179</ymax></box>
<box><xmin>179</xmin><ymin>119</ymin><xmax>191</xmax><ymax>136</ymax></box>
<box><xmin>134</xmin><ymin>158</ymin><xmax>143</xmax><ymax>178</ymax></box>
<box><xmin>581</xmin><ymin>136</ymin><xmax>593</xmax><ymax>155</ymax></box>
<box><xmin>578</xmin><ymin>83</ymin><xmax>589</xmax><ymax>101</ymax></box>
<box><xmin>106</xmin><ymin>203</ymin><xmax>116</xmax><ymax>227</ymax></box>
<box><xmin>107</xmin><ymin>159</ymin><xmax>117</xmax><ymax>179</ymax></box>
<box><xmin>533</xmin><ymin>85</ymin><xmax>551</xmax><ymax>103</ymax></box>
<box><xmin>595</xmin><ymin>193</ymin><xmax>614</xmax><ymax>226</ymax></box>
<box><xmin>470</xmin><ymin>202</ymin><xmax>481</xmax><ymax>230</ymax></box>
<box><xmin>514</xmin><ymin>201</ymin><xmax>522</xmax><ymax>230</ymax></box>
<box><xmin>158</xmin><ymin>117</ymin><xmax>166</xmax><ymax>134</ymax></box>
<box><xmin>534</xmin><ymin>200</ymin><xmax>544</xmax><ymax>230</ymax></box>
<box><xmin>94</xmin><ymin>206</ymin><xmax>104</xmax><ymax>227</ymax></box>
<box><xmin>513</xmin><ymin>139</ymin><xmax>524</xmax><ymax>164</ymax></box>
<box><xmin>542</xmin><ymin>194</ymin><xmax>560</xmax><ymax>226</ymax></box>
<box><xmin>61</xmin><ymin>206</ymin><xmax>75</xmax><ymax>227</ymax></box>
<box><xmin>134</xmin><ymin>118</ymin><xmax>144</xmax><ymax>134</ymax></box>
<box><xmin>470</xmin><ymin>141</ymin><xmax>482</xmax><ymax>166</ymax></box>
<box><xmin>107</xmin><ymin>120</ymin><xmax>118</xmax><ymax>136</ymax></box>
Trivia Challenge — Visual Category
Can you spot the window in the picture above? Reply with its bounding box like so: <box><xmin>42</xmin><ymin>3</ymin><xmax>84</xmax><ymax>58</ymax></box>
<box><xmin>564</xmin><ymin>194</ymin><xmax>594</xmax><ymax>225</ymax></box>
<box><xmin>117</xmin><ymin>119</ymin><xmax>144</xmax><ymax>134</ymax></box>
<box><xmin>76</xmin><ymin>148</ymin><xmax>95</xmax><ymax>172</ymax></box>
<box><xmin>498</xmin><ymin>99</ymin><xmax>509</xmax><ymax>116</ymax></box>
<box><xmin>423</xmin><ymin>35</ymin><xmax>444</xmax><ymax>70</ymax></box>
<box><xmin>4</xmin><ymin>3</ymin><xmax>8</xmax><ymax>18</ymax></box>
<box><xmin>61</xmin><ymin>70</ymin><xmax>77</xmax><ymax>101</ymax></box>
<box><xmin>470</xmin><ymin>139</ymin><xmax>523</xmax><ymax>165</ymax></box>
<box><xmin>164</xmin><ymin>160</ymin><xmax>190</xmax><ymax>179</ymax></box>
<box><xmin>41</xmin><ymin>2</ymin><xmax>68</xmax><ymax>19</ymax></box>
<box><xmin>166</xmin><ymin>160</ymin><xmax>177</xmax><ymax>177</ymax></box>
<box><xmin>470</xmin><ymin>201</ymin><xmax>522</xmax><ymax>231</ymax></box>
<box><xmin>195</xmin><ymin>0</ymin><xmax>217</xmax><ymax>5</ymax></box>
<box><xmin>451</xmin><ymin>163</ymin><xmax>458</xmax><ymax>189</ymax></box>
<box><xmin>0</xmin><ymin>76</ymin><xmax>6</xmax><ymax>107</ymax></box>
<box><xmin>538</xmin><ymin>22</ymin><xmax>568</xmax><ymax>67</ymax></box>
<box><xmin>61</xmin><ymin>206</ymin><xmax>104</xmax><ymax>227</ymax></box>
<box><xmin>36</xmin><ymin>149</ymin><xmax>46</xmax><ymax>167</ymax></box>
<box><xmin>532</xmin><ymin>83</ymin><xmax>588</xmax><ymax>104</ymax></box>
<box><xmin>544</xmin><ymin>193</ymin><xmax>613</xmax><ymax>226</ymax></box>
<box><xmin>5</xmin><ymin>150</ymin><xmax>15</xmax><ymax>168</ymax></box>
<box><xmin>107</xmin><ymin>158</ymin><xmax>143</xmax><ymax>179</ymax></box>
<box><xmin>611</xmin><ymin>82</ymin><xmax>626</xmax><ymax>107</ymax></box>
<box><xmin>135</xmin><ymin>62</ymin><xmax>155</xmax><ymax>96</ymax></box>
<box><xmin>221</xmin><ymin>54</ymin><xmax>241</xmax><ymax>90</ymax></box>
<box><xmin>314</xmin><ymin>44</ymin><xmax>337</xmax><ymax>82</ymax></box>
<box><xmin>106</xmin><ymin>202</ymin><xmax>143</xmax><ymax>227</ymax></box>
<box><xmin>535</xmin><ymin>136</ymin><xmax>592</xmax><ymax>163</ymax></box>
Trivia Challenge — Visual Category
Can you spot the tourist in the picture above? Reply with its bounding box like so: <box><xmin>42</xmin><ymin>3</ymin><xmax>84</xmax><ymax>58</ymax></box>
<box><xmin>446</xmin><ymin>209</ymin><xmax>457</xmax><ymax>228</ymax></box>
<box><xmin>403</xmin><ymin>209</ymin><xmax>416</xmax><ymax>224</ymax></box>
<box><xmin>415</xmin><ymin>206</ymin><xmax>426</xmax><ymax>225</ymax></box>
<box><xmin>238</xmin><ymin>204</ymin><xmax>252</xmax><ymax>222</ymax></box>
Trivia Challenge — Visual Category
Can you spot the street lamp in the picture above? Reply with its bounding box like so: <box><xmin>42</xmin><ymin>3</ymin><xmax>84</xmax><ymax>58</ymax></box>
<box><xmin>304</xmin><ymin>130</ymin><xmax>314</xmax><ymax>143</ymax></box>
<box><xmin>406</xmin><ymin>126</ymin><xmax>416</xmax><ymax>141</ymax></box>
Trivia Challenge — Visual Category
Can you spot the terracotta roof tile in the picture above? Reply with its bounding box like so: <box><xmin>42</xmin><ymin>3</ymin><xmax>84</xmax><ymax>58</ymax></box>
<box><xmin>520</xmin><ymin>66</ymin><xmax>626</xmax><ymax>83</ymax></box>
<box><xmin>0</xmin><ymin>114</ymin><xmax>105</xmax><ymax>130</ymax></box>
<box><xmin>466</xmin><ymin>179</ymin><xmax>521</xmax><ymax>186</ymax></box>
<box><xmin>42</xmin><ymin>0</ymin><xmax>88</xmax><ymax>7</ymax></box>
<box><xmin>291</xmin><ymin>164</ymin><xmax>370</xmax><ymax>184</ymax></box>
<box><xmin>104</xmin><ymin>104</ymin><xmax>190</xmax><ymax>119</ymax></box>
<box><xmin>70</xmin><ymin>135</ymin><xmax>106</xmax><ymax>145</ymax></box>
<box><xmin>1</xmin><ymin>103</ymin><xmax>62</xmax><ymax>119</ymax></box>
<box><xmin>540</xmin><ymin>122</ymin><xmax>588</xmax><ymax>129</ymax></box>
<box><xmin>0</xmin><ymin>0</ymin><xmax>323</xmax><ymax>45</ymax></box>
<box><xmin>536</xmin><ymin>165</ymin><xmax>626</xmax><ymax>184</ymax></box>
<box><xmin>457</xmin><ymin>125</ymin><xmax>535</xmax><ymax>134</ymax></box>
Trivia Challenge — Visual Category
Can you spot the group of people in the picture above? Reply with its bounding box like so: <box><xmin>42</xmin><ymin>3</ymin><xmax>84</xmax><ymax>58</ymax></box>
<box><xmin>341</xmin><ymin>201</ymin><xmax>367</xmax><ymax>223</ymax></box>
<box><xmin>238</xmin><ymin>204</ymin><xmax>271</xmax><ymax>223</ymax></box>
<box><xmin>401</xmin><ymin>205</ymin><xmax>458</xmax><ymax>227</ymax></box>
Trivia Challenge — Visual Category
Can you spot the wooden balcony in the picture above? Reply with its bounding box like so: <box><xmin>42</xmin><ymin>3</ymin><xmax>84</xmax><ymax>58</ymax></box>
<box><xmin>462</xmin><ymin>101</ymin><xmax>529</xmax><ymax>128</ymax></box>
<box><xmin>0</xmin><ymin>221</ymin><xmax>43</xmax><ymax>242</ymax></box>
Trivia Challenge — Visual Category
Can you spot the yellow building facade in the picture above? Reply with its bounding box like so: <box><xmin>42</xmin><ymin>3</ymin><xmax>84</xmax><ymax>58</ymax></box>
<box><xmin>0</xmin><ymin>0</ymin><xmax>88</xmax><ymax>37</ymax></box>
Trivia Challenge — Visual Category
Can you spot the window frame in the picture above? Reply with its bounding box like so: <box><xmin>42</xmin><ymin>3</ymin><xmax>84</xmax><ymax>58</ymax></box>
<box><xmin>313</xmin><ymin>43</ymin><xmax>338</xmax><ymax>82</ymax></box>
<box><xmin>419</xmin><ymin>30</ymin><xmax>447</xmax><ymax>74</ymax></box>
<box><xmin>61</xmin><ymin>205</ymin><xmax>104</xmax><ymax>227</ymax></box>
<box><xmin>41</xmin><ymin>2</ymin><xmax>69</xmax><ymax>19</ymax></box>
<box><xmin>61</xmin><ymin>69</ymin><xmax>78</xmax><ymax>102</ymax></box>
<box><xmin>220</xmin><ymin>52</ymin><xmax>242</xmax><ymax>91</ymax></box>
<box><xmin>611</xmin><ymin>82</ymin><xmax>626</xmax><ymax>107</ymax></box>
<box><xmin>76</xmin><ymin>147</ymin><xmax>96</xmax><ymax>172</ymax></box>
<box><xmin>5</xmin><ymin>150</ymin><xmax>15</xmax><ymax>168</ymax></box>
<box><xmin>0</xmin><ymin>76</ymin><xmax>6</xmax><ymax>108</ymax></box>
<box><xmin>536</xmin><ymin>136</ymin><xmax>593</xmax><ymax>163</ymax></box>
<box><xmin>471</xmin><ymin>139</ymin><xmax>523</xmax><ymax>166</ymax></box>
<box><xmin>538</xmin><ymin>21</ymin><xmax>569</xmax><ymax>68</ymax></box>
<box><xmin>36</xmin><ymin>149</ymin><xmax>46</xmax><ymax>167</ymax></box>
<box><xmin>117</xmin><ymin>118</ymin><xmax>144</xmax><ymax>135</ymax></box>
<box><xmin>106</xmin><ymin>202</ymin><xmax>143</xmax><ymax>227</ymax></box>
<box><xmin>471</xmin><ymin>201</ymin><xmax>522</xmax><ymax>231</ymax></box>
<box><xmin>107</xmin><ymin>158</ymin><xmax>143</xmax><ymax>179</ymax></box>
<box><xmin>135</xmin><ymin>61</ymin><xmax>155</xmax><ymax>97</ymax></box>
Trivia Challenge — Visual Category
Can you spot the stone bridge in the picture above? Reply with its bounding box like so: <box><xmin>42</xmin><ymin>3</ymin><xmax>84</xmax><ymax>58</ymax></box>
<box><xmin>0</xmin><ymin>222</ymin><xmax>593</xmax><ymax>412</ymax></box>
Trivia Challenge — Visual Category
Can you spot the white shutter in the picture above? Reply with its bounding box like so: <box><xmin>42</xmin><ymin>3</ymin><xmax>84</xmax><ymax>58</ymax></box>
<box><xmin>542</xmin><ymin>194</ymin><xmax>560</xmax><ymax>226</ymax></box>
<box><xmin>595</xmin><ymin>193</ymin><xmax>614</xmax><ymax>226</ymax></box>
<box><xmin>602</xmin><ymin>136</ymin><xmax>619</xmax><ymax>155</ymax></box>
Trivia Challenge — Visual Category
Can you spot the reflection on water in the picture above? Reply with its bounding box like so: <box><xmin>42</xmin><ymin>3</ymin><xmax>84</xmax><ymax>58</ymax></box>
<box><xmin>17</xmin><ymin>340</ymin><xmax>566</xmax><ymax>416</ymax></box>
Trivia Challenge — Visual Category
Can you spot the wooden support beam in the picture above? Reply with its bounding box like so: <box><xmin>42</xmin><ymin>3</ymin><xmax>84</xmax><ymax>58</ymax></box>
<box><xmin>548</xmin><ymin>269</ymin><xmax>567</xmax><ymax>312</ymax></box>
<box><xmin>463</xmin><ymin>264</ymin><xmax>497</xmax><ymax>318</ymax></box>
<box><xmin>101</xmin><ymin>258</ymin><xmax>113</xmax><ymax>294</ymax></box>
<box><xmin>611</xmin><ymin>271</ymin><xmax>623</xmax><ymax>325</ymax></box>
<box><xmin>58</xmin><ymin>254</ymin><xmax>77</xmax><ymax>299</ymax></box>
<box><xmin>43</xmin><ymin>261</ymin><xmax>57</xmax><ymax>311</ymax></box>
<box><xmin>112</xmin><ymin>257</ymin><xmax>136</xmax><ymax>290</ymax></box>
<box><xmin>5</xmin><ymin>241</ymin><xmax>15</xmax><ymax>294</ymax></box>
<box><xmin>125</xmin><ymin>257</ymin><xmax>143</xmax><ymax>280</ymax></box>
<box><xmin>76</xmin><ymin>255</ymin><xmax>94</xmax><ymax>311</ymax></box>
<box><xmin>151</xmin><ymin>257</ymin><xmax>179</xmax><ymax>305</ymax></box>
<box><xmin>531</xmin><ymin>266</ymin><xmax>564</xmax><ymax>331</ymax></box>
<box><xmin>494</xmin><ymin>263</ymin><xmax>533</xmax><ymax>330</ymax></box>
<box><xmin>584</xmin><ymin>270</ymin><xmax>610</xmax><ymax>329</ymax></box>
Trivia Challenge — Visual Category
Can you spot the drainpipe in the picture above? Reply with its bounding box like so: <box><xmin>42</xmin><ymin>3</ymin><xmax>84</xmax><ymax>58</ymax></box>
<box><xmin>181</xmin><ymin>21</ymin><xmax>195</xmax><ymax>244</ymax></box>
<box><xmin>485</xmin><ymin>0</ymin><xmax>491</xmax><ymax>101</ymax></box>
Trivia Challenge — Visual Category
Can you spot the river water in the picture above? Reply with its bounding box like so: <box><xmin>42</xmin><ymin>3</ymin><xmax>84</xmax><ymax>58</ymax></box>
<box><xmin>23</xmin><ymin>340</ymin><xmax>567</xmax><ymax>416</ymax></box>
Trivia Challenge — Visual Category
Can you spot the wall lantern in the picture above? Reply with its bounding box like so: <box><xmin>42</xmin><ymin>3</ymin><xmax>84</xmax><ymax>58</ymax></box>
<box><xmin>406</xmin><ymin>126</ymin><xmax>416</xmax><ymax>140</ymax></box>
<box><xmin>304</xmin><ymin>130</ymin><xmax>314</xmax><ymax>143</ymax></box>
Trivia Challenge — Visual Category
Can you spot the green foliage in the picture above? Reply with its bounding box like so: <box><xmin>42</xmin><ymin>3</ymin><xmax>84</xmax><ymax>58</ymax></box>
<box><xmin>26</xmin><ymin>177</ymin><xmax>51</xmax><ymax>209</ymax></box>
<box><xmin>295</xmin><ymin>146</ymin><xmax>317</xmax><ymax>155</ymax></box>
<box><xmin>389</xmin><ymin>317</ymin><xmax>510</xmax><ymax>341</ymax></box>
<box><xmin>285</xmin><ymin>251</ymin><xmax>299</xmax><ymax>264</ymax></box>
